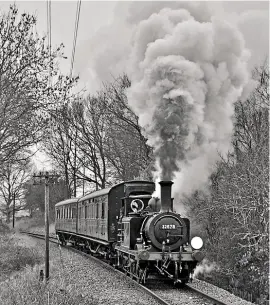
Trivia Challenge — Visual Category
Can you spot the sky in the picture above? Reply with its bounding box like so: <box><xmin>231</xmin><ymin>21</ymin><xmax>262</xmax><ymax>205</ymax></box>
<box><xmin>0</xmin><ymin>1</ymin><xmax>268</xmax><ymax>93</ymax></box>
<box><xmin>0</xmin><ymin>0</ymin><xmax>268</xmax><ymax>170</ymax></box>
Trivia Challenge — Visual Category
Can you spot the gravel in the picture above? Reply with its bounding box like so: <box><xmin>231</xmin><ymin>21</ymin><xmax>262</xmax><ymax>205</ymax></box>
<box><xmin>147</xmin><ymin>279</ymin><xmax>215</xmax><ymax>305</ymax></box>
<box><xmin>189</xmin><ymin>279</ymin><xmax>254</xmax><ymax>305</ymax></box>
<box><xmin>56</xmin><ymin>249</ymin><xmax>161</xmax><ymax>305</ymax></box>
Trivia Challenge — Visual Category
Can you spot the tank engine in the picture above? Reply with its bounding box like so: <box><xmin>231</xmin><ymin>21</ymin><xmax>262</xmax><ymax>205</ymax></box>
<box><xmin>55</xmin><ymin>179</ymin><xmax>204</xmax><ymax>285</ymax></box>
<box><xmin>114</xmin><ymin>181</ymin><xmax>204</xmax><ymax>285</ymax></box>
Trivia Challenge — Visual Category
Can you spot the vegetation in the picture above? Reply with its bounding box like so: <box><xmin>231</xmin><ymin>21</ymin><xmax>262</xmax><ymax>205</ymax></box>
<box><xmin>0</xmin><ymin>226</ymin><xmax>43</xmax><ymax>281</ymax></box>
<box><xmin>0</xmin><ymin>267</ymin><xmax>96</xmax><ymax>305</ymax></box>
<box><xmin>0</xmin><ymin>226</ymin><xmax>95</xmax><ymax>305</ymax></box>
<box><xmin>187</xmin><ymin>62</ymin><xmax>269</xmax><ymax>304</ymax></box>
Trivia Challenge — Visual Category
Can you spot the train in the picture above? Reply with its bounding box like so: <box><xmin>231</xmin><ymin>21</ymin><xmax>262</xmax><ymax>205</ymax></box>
<box><xmin>55</xmin><ymin>180</ymin><xmax>204</xmax><ymax>285</ymax></box>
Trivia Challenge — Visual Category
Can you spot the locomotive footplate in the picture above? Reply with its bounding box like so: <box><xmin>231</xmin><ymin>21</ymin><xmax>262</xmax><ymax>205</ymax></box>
<box><xmin>115</xmin><ymin>245</ymin><xmax>197</xmax><ymax>261</ymax></box>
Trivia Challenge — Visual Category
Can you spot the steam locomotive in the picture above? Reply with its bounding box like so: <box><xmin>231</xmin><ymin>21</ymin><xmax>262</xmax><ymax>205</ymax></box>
<box><xmin>55</xmin><ymin>180</ymin><xmax>204</xmax><ymax>285</ymax></box>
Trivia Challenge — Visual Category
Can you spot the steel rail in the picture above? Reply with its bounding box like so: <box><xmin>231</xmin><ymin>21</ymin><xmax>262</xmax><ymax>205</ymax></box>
<box><xmin>187</xmin><ymin>284</ymin><xmax>229</xmax><ymax>305</ymax></box>
<box><xmin>21</xmin><ymin>231</ymin><xmax>228</xmax><ymax>305</ymax></box>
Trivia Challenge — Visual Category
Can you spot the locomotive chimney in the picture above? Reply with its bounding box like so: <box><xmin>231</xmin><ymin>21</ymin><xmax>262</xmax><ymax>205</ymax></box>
<box><xmin>159</xmin><ymin>181</ymin><xmax>173</xmax><ymax>212</ymax></box>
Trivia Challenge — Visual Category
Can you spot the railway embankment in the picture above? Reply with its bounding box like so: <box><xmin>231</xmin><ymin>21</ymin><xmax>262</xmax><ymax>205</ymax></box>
<box><xmin>0</xmin><ymin>225</ymin><xmax>160</xmax><ymax>305</ymax></box>
<box><xmin>0</xmin><ymin>223</ymin><xmax>43</xmax><ymax>283</ymax></box>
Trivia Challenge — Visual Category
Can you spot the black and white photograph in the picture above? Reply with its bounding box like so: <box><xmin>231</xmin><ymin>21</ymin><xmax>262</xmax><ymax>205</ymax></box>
<box><xmin>0</xmin><ymin>1</ymin><xmax>268</xmax><ymax>304</ymax></box>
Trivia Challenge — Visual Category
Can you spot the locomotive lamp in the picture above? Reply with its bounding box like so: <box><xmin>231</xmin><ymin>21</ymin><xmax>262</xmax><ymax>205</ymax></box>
<box><xmin>190</xmin><ymin>236</ymin><xmax>203</xmax><ymax>250</ymax></box>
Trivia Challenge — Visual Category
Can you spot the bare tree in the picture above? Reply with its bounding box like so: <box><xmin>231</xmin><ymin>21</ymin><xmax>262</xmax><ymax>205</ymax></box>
<box><xmin>101</xmin><ymin>75</ymin><xmax>153</xmax><ymax>181</ymax></box>
<box><xmin>43</xmin><ymin>105</ymin><xmax>79</xmax><ymax>198</ymax></box>
<box><xmin>69</xmin><ymin>97</ymin><xmax>109</xmax><ymax>189</ymax></box>
<box><xmin>0</xmin><ymin>158</ymin><xmax>32</xmax><ymax>222</ymax></box>
<box><xmin>0</xmin><ymin>5</ymin><xmax>75</xmax><ymax>168</ymax></box>
<box><xmin>42</xmin><ymin>75</ymin><xmax>154</xmax><ymax>194</ymax></box>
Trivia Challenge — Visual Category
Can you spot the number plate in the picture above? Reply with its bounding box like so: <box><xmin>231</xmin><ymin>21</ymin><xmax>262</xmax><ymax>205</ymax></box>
<box><xmin>160</xmin><ymin>224</ymin><xmax>176</xmax><ymax>230</ymax></box>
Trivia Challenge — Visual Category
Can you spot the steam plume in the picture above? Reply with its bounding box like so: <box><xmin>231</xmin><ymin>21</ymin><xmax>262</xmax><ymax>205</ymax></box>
<box><xmin>126</xmin><ymin>7</ymin><xmax>250</xmax><ymax>199</ymax></box>
<box><xmin>193</xmin><ymin>258</ymin><xmax>218</xmax><ymax>278</ymax></box>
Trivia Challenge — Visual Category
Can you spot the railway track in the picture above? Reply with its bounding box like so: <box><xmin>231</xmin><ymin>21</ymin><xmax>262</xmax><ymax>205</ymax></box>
<box><xmin>20</xmin><ymin>231</ymin><xmax>229</xmax><ymax>305</ymax></box>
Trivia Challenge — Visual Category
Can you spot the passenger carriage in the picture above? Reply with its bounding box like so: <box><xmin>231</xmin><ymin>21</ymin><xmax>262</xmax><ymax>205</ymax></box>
<box><xmin>55</xmin><ymin>180</ymin><xmax>155</xmax><ymax>249</ymax></box>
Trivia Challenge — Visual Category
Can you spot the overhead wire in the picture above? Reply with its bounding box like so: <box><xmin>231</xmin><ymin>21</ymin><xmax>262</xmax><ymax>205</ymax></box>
<box><xmin>69</xmin><ymin>0</ymin><xmax>82</xmax><ymax>198</ymax></box>
<box><xmin>70</xmin><ymin>0</ymin><xmax>82</xmax><ymax>79</ymax></box>
<box><xmin>46</xmin><ymin>0</ymin><xmax>52</xmax><ymax>87</ymax></box>
<box><xmin>46</xmin><ymin>0</ymin><xmax>82</xmax><ymax>84</ymax></box>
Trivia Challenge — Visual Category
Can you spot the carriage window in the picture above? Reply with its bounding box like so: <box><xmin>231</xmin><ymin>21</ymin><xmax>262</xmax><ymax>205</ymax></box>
<box><xmin>101</xmin><ymin>198</ymin><xmax>105</xmax><ymax>219</ymax></box>
<box><xmin>90</xmin><ymin>200</ymin><xmax>93</xmax><ymax>219</ymax></box>
<box><xmin>96</xmin><ymin>199</ymin><xmax>98</xmax><ymax>219</ymax></box>
<box><xmin>92</xmin><ymin>200</ymin><xmax>95</xmax><ymax>219</ymax></box>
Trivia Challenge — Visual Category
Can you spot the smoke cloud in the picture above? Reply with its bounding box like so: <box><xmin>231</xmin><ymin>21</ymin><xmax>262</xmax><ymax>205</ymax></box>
<box><xmin>126</xmin><ymin>6</ymin><xmax>250</xmax><ymax>199</ymax></box>
<box><xmin>75</xmin><ymin>2</ymin><xmax>268</xmax><ymax>95</ymax></box>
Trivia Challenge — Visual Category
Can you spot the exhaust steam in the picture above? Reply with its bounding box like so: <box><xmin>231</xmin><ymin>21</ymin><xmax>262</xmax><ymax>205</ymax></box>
<box><xmin>126</xmin><ymin>7</ymin><xmax>250</xmax><ymax>202</ymax></box>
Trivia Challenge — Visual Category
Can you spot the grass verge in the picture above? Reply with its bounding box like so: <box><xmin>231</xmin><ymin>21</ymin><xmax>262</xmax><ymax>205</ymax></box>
<box><xmin>0</xmin><ymin>251</ymin><xmax>97</xmax><ymax>305</ymax></box>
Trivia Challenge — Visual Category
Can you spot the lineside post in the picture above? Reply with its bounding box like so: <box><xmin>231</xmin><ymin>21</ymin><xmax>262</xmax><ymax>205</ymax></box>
<box><xmin>44</xmin><ymin>171</ymin><xmax>50</xmax><ymax>281</ymax></box>
<box><xmin>33</xmin><ymin>170</ymin><xmax>60</xmax><ymax>282</ymax></box>
<box><xmin>12</xmin><ymin>193</ymin><xmax>15</xmax><ymax>228</ymax></box>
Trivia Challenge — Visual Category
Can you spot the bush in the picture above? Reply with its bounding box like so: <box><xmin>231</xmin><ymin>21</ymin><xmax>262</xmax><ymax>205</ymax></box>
<box><xmin>13</xmin><ymin>211</ymin><xmax>54</xmax><ymax>232</ymax></box>
<box><xmin>0</xmin><ymin>234</ymin><xmax>42</xmax><ymax>281</ymax></box>
<box><xmin>0</xmin><ymin>221</ymin><xmax>10</xmax><ymax>234</ymax></box>
<box><xmin>0</xmin><ymin>261</ymin><xmax>96</xmax><ymax>305</ymax></box>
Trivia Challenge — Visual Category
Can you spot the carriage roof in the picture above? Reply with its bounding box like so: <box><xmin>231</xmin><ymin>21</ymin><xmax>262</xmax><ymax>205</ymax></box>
<box><xmin>55</xmin><ymin>198</ymin><xmax>78</xmax><ymax>207</ymax></box>
<box><xmin>55</xmin><ymin>180</ymin><xmax>154</xmax><ymax>207</ymax></box>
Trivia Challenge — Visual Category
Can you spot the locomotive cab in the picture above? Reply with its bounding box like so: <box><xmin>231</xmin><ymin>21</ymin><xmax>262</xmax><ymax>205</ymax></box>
<box><xmin>119</xmin><ymin>182</ymin><xmax>155</xmax><ymax>249</ymax></box>
<box><xmin>121</xmin><ymin>194</ymin><xmax>152</xmax><ymax>216</ymax></box>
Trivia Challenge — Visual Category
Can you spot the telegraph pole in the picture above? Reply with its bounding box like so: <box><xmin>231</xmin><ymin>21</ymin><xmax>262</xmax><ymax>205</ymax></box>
<box><xmin>44</xmin><ymin>172</ymin><xmax>49</xmax><ymax>281</ymax></box>
<box><xmin>33</xmin><ymin>171</ymin><xmax>59</xmax><ymax>282</ymax></box>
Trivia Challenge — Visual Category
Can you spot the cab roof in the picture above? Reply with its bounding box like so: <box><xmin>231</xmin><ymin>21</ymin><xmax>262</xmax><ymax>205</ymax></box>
<box><xmin>79</xmin><ymin>180</ymin><xmax>154</xmax><ymax>202</ymax></box>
